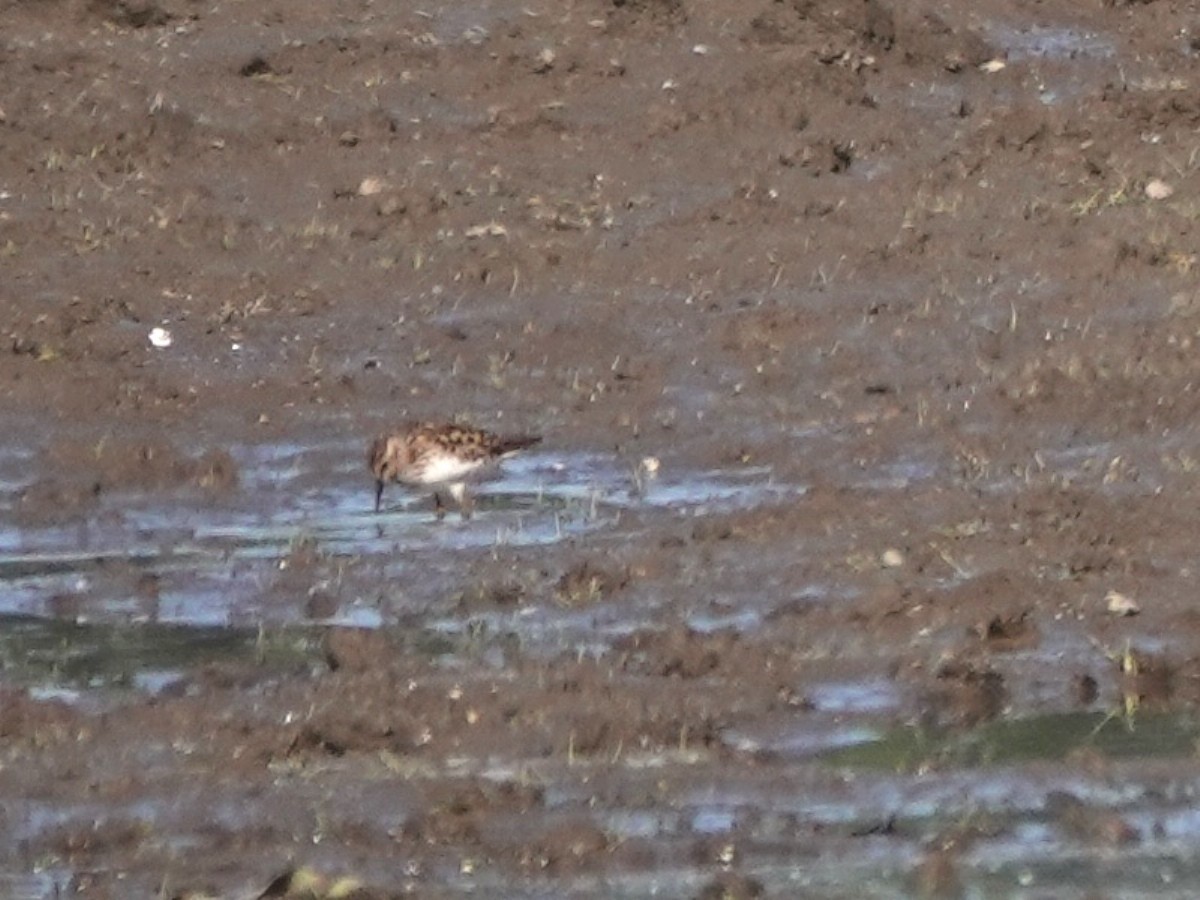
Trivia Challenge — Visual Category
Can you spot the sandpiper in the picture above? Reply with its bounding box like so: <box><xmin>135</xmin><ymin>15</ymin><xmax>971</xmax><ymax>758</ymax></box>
<box><xmin>368</xmin><ymin>422</ymin><xmax>541</xmax><ymax>518</ymax></box>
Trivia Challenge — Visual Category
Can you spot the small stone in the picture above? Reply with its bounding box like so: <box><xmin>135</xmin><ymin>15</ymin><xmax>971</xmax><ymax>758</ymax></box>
<box><xmin>979</xmin><ymin>59</ymin><xmax>1007</xmax><ymax>73</ymax></box>
<box><xmin>1106</xmin><ymin>590</ymin><xmax>1140</xmax><ymax>617</ymax></box>
<box><xmin>358</xmin><ymin>176</ymin><xmax>386</xmax><ymax>196</ymax></box>
<box><xmin>881</xmin><ymin>548</ymin><xmax>905</xmax><ymax>568</ymax></box>
<box><xmin>533</xmin><ymin>47</ymin><xmax>556</xmax><ymax>73</ymax></box>
<box><xmin>1145</xmin><ymin>179</ymin><xmax>1174</xmax><ymax>200</ymax></box>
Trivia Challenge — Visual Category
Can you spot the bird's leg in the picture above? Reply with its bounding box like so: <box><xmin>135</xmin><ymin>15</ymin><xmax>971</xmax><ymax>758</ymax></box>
<box><xmin>433</xmin><ymin>491</ymin><xmax>447</xmax><ymax>521</ymax></box>
<box><xmin>374</xmin><ymin>479</ymin><xmax>384</xmax><ymax>513</ymax></box>
<box><xmin>449</xmin><ymin>482</ymin><xmax>472</xmax><ymax>520</ymax></box>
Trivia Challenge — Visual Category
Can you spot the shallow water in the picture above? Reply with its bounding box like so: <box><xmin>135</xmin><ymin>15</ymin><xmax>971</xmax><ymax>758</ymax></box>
<box><xmin>0</xmin><ymin>443</ymin><xmax>798</xmax><ymax>627</ymax></box>
<box><xmin>0</xmin><ymin>614</ymin><xmax>317</xmax><ymax>695</ymax></box>
<box><xmin>5</xmin><ymin>0</ymin><xmax>1200</xmax><ymax>891</ymax></box>
<box><xmin>4</xmin><ymin>413</ymin><xmax>1199</xmax><ymax>896</ymax></box>
<box><xmin>987</xmin><ymin>23</ymin><xmax>1114</xmax><ymax>62</ymax></box>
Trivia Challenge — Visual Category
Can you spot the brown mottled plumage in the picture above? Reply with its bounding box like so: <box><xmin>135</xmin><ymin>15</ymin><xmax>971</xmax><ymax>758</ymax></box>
<box><xmin>368</xmin><ymin>422</ymin><xmax>541</xmax><ymax>518</ymax></box>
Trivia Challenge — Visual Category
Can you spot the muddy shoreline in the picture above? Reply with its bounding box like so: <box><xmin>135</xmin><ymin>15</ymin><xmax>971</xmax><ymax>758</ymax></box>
<box><xmin>4</xmin><ymin>0</ymin><xmax>1200</xmax><ymax>896</ymax></box>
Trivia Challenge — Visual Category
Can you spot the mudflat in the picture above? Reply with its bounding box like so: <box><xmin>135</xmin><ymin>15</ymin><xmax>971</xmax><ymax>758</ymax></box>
<box><xmin>4</xmin><ymin>0</ymin><xmax>1200</xmax><ymax>896</ymax></box>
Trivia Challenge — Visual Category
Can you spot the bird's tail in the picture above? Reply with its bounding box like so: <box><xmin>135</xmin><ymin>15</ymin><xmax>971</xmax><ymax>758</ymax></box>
<box><xmin>496</xmin><ymin>434</ymin><xmax>542</xmax><ymax>456</ymax></box>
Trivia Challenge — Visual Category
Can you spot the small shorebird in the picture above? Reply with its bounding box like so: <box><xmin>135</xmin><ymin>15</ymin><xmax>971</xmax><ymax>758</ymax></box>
<box><xmin>368</xmin><ymin>422</ymin><xmax>541</xmax><ymax>518</ymax></box>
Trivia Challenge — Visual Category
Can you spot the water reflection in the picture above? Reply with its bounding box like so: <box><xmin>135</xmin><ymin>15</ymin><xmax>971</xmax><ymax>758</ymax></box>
<box><xmin>0</xmin><ymin>444</ymin><xmax>798</xmax><ymax>626</ymax></box>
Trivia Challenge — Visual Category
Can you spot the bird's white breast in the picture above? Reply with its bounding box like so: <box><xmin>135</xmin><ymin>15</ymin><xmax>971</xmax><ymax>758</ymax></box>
<box><xmin>408</xmin><ymin>453</ymin><xmax>483</xmax><ymax>486</ymax></box>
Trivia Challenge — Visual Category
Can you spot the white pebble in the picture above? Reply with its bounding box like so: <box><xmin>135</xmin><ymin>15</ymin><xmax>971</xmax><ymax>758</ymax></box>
<box><xmin>1145</xmin><ymin>179</ymin><xmax>1174</xmax><ymax>200</ymax></box>
<box><xmin>1106</xmin><ymin>590</ymin><xmax>1140</xmax><ymax>617</ymax></box>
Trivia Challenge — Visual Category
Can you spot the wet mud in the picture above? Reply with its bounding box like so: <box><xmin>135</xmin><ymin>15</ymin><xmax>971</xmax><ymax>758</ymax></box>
<box><xmin>4</xmin><ymin>0</ymin><xmax>1200</xmax><ymax>896</ymax></box>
